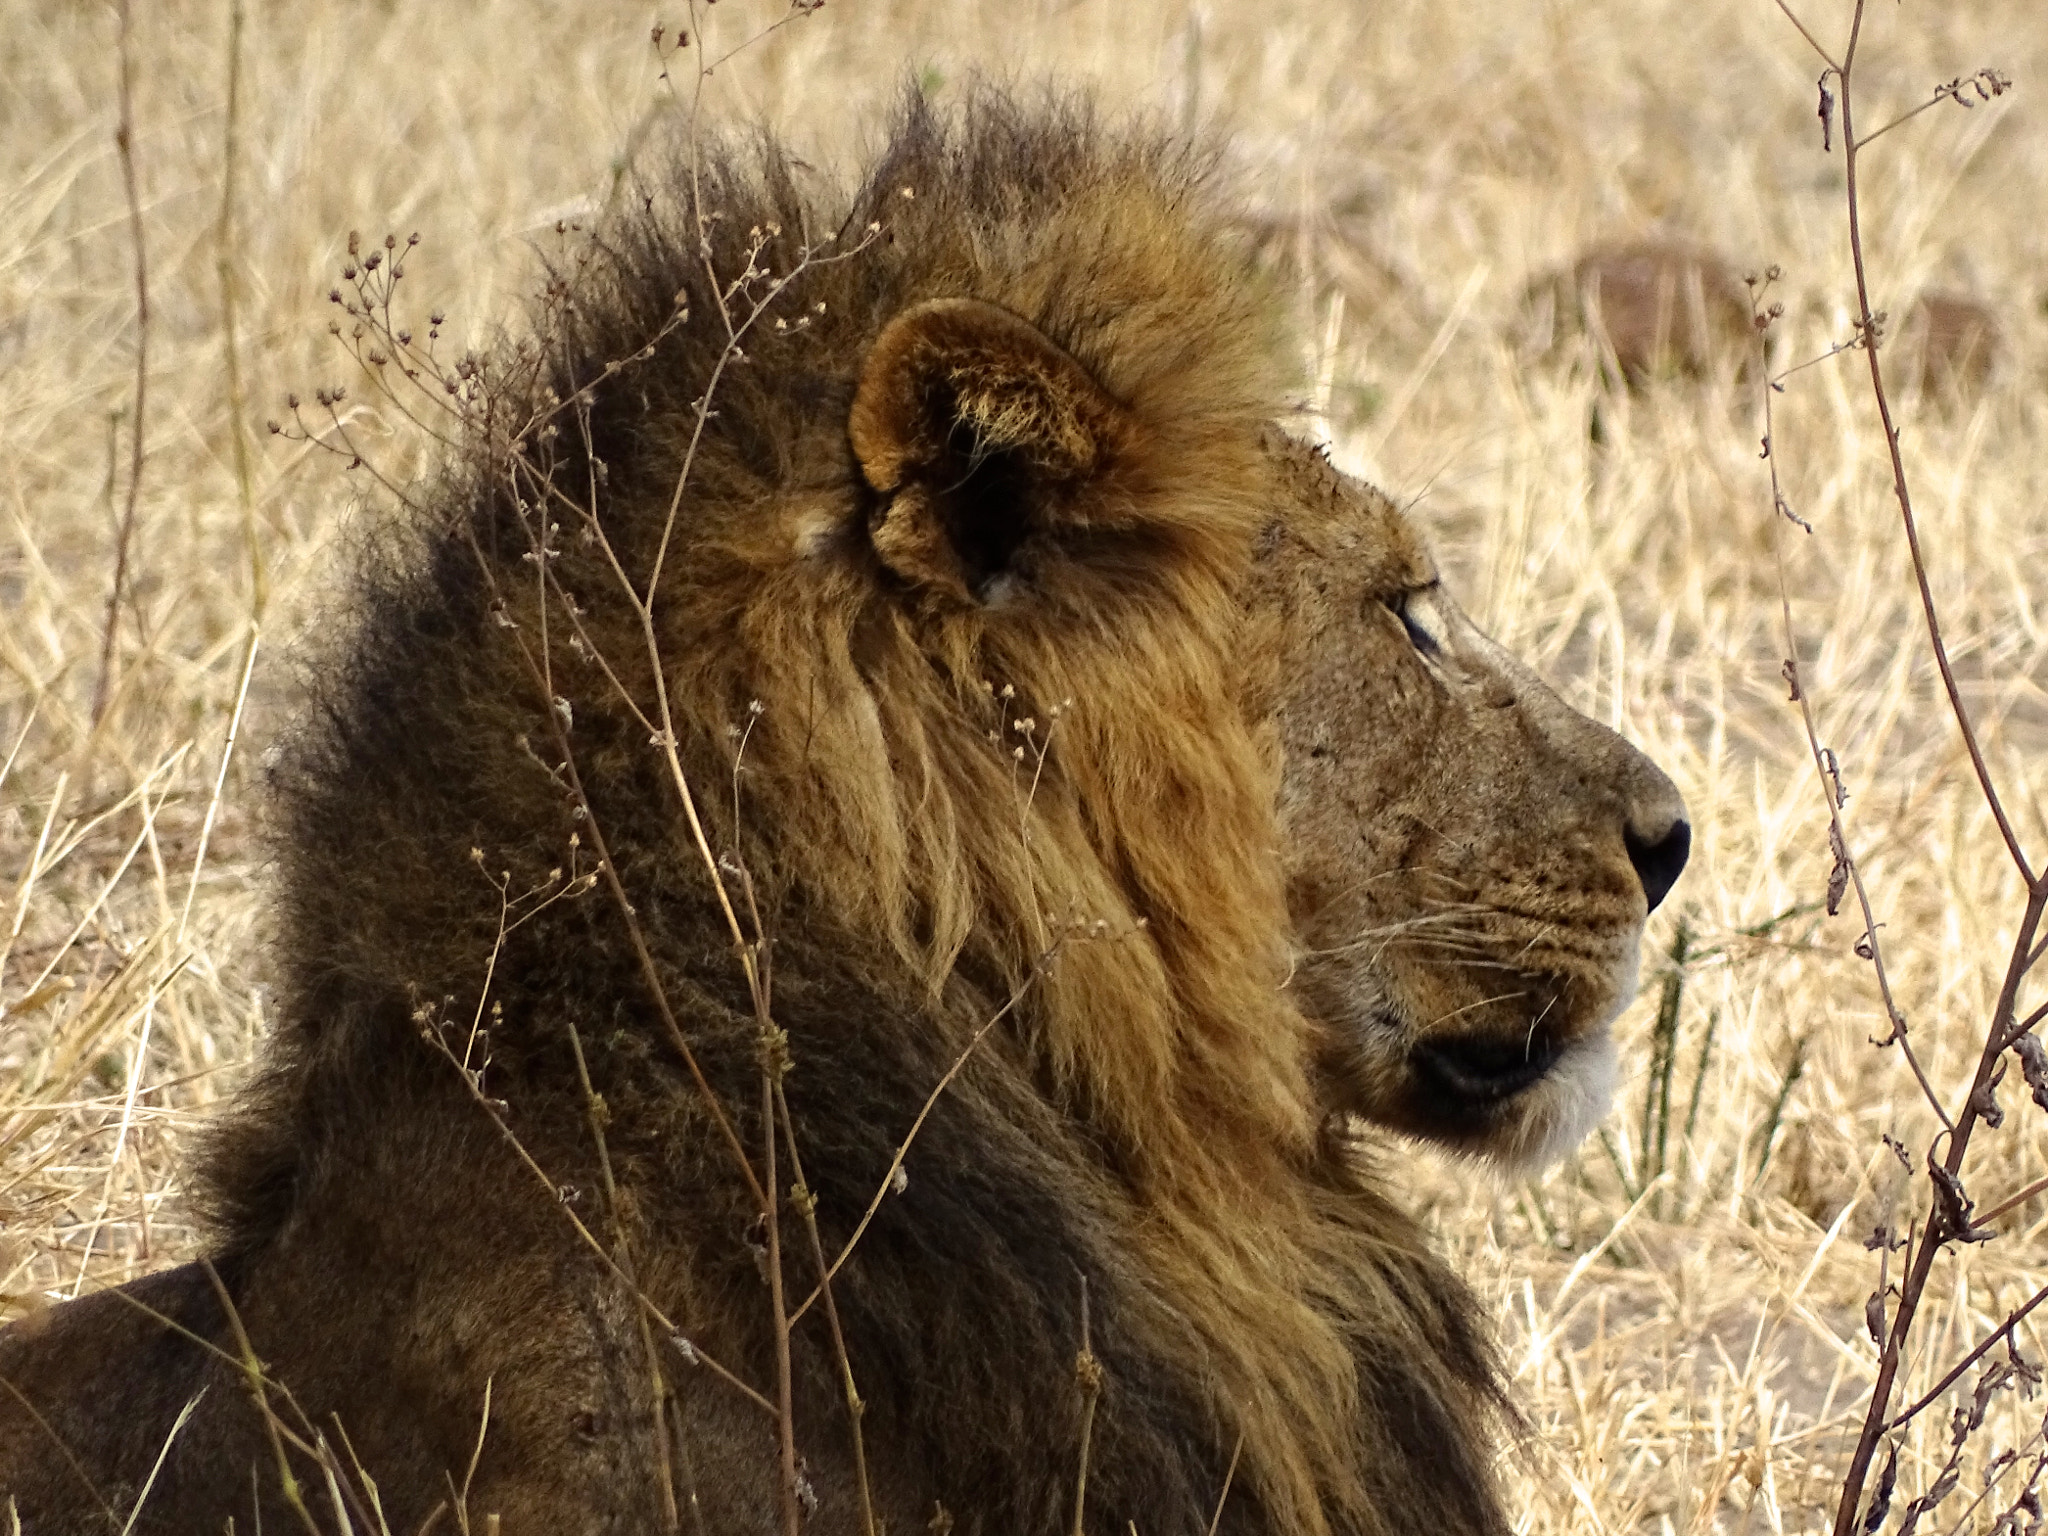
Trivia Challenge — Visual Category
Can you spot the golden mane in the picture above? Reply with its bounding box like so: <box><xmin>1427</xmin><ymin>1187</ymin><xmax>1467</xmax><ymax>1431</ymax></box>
<box><xmin>1</xmin><ymin>89</ymin><xmax>1513</xmax><ymax>1536</ymax></box>
<box><xmin>498</xmin><ymin>95</ymin><xmax>1448</xmax><ymax>1528</ymax></box>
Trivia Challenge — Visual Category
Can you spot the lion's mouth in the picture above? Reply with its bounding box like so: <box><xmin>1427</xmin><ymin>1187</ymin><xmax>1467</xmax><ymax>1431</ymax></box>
<box><xmin>1314</xmin><ymin>959</ymin><xmax>1634</xmax><ymax>1167</ymax></box>
<box><xmin>1393</xmin><ymin>1023</ymin><xmax>1619</xmax><ymax>1170</ymax></box>
<box><xmin>1410</xmin><ymin>1030</ymin><xmax>1566</xmax><ymax>1110</ymax></box>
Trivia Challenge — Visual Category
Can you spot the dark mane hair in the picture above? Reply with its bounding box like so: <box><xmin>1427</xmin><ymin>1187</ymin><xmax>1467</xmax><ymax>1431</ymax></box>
<box><xmin>192</xmin><ymin>87</ymin><xmax>1507</xmax><ymax>1534</ymax></box>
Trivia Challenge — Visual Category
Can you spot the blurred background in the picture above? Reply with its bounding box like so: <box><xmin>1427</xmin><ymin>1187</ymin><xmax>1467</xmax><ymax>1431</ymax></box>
<box><xmin>3</xmin><ymin>1</ymin><xmax>2046</xmax><ymax>1528</ymax></box>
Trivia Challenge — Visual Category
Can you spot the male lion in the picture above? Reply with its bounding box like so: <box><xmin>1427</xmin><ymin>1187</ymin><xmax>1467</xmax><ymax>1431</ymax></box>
<box><xmin>0</xmin><ymin>92</ymin><xmax>1687</xmax><ymax>1535</ymax></box>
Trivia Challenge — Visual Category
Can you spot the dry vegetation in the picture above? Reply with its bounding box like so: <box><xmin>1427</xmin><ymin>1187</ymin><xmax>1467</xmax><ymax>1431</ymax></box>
<box><xmin>4</xmin><ymin>0</ymin><xmax>2047</xmax><ymax>1529</ymax></box>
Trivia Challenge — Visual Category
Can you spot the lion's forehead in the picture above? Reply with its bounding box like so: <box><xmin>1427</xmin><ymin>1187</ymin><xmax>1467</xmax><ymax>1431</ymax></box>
<box><xmin>1253</xmin><ymin>481</ymin><xmax>1433</xmax><ymax>630</ymax></box>
<box><xmin>1259</xmin><ymin>435</ymin><xmax>1439</xmax><ymax>600</ymax></box>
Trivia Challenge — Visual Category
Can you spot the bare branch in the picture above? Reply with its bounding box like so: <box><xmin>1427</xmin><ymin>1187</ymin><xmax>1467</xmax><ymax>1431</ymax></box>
<box><xmin>788</xmin><ymin>968</ymin><xmax>1043</xmax><ymax>1327</ymax></box>
<box><xmin>1886</xmin><ymin>1280</ymin><xmax>2048</xmax><ymax>1434</ymax></box>
<box><xmin>92</xmin><ymin>0</ymin><xmax>152</xmax><ymax>728</ymax></box>
<box><xmin>1773</xmin><ymin>0</ymin><xmax>1842</xmax><ymax>72</ymax></box>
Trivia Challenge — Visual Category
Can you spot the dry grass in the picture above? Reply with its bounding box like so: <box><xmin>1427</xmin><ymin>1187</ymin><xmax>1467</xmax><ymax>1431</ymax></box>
<box><xmin>4</xmin><ymin>0</ymin><xmax>2047</xmax><ymax>1529</ymax></box>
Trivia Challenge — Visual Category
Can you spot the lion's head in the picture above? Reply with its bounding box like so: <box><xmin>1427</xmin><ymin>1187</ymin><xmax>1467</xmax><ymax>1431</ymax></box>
<box><xmin>840</xmin><ymin>296</ymin><xmax>1688</xmax><ymax>1182</ymax></box>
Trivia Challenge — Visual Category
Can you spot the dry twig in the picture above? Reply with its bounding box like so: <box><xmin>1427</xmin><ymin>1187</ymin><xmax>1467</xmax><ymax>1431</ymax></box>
<box><xmin>1766</xmin><ymin>5</ymin><xmax>2035</xmax><ymax>1529</ymax></box>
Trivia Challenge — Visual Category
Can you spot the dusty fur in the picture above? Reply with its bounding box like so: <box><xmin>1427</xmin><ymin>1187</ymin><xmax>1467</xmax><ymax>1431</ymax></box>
<box><xmin>0</xmin><ymin>88</ymin><xmax>1692</xmax><ymax>1535</ymax></box>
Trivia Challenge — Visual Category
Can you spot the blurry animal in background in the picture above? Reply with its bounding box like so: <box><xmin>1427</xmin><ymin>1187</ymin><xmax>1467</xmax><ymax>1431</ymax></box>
<box><xmin>1523</xmin><ymin>240</ymin><xmax>2004</xmax><ymax>413</ymax></box>
<box><xmin>1523</xmin><ymin>239</ymin><xmax>1754</xmax><ymax>385</ymax></box>
<box><xmin>1894</xmin><ymin>290</ymin><xmax>2000</xmax><ymax>401</ymax></box>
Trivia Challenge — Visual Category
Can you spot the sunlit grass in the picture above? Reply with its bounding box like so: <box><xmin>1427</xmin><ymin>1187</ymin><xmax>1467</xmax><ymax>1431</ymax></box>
<box><xmin>3</xmin><ymin>0</ymin><xmax>2044</xmax><ymax>1527</ymax></box>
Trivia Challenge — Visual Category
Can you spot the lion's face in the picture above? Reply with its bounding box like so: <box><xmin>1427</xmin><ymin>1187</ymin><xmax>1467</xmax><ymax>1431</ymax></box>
<box><xmin>845</xmin><ymin>292</ymin><xmax>1684</xmax><ymax>1177</ymax></box>
<box><xmin>1253</xmin><ymin>433</ymin><xmax>1690</xmax><ymax>1169</ymax></box>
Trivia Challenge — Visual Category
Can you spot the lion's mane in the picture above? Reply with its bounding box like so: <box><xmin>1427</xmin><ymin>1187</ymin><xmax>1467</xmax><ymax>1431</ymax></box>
<box><xmin>201</xmin><ymin>91</ymin><xmax>1505</xmax><ymax>1533</ymax></box>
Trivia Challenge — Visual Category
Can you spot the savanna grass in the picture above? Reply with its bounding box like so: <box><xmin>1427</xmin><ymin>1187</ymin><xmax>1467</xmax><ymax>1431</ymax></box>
<box><xmin>3</xmin><ymin>0</ymin><xmax>2046</xmax><ymax>1528</ymax></box>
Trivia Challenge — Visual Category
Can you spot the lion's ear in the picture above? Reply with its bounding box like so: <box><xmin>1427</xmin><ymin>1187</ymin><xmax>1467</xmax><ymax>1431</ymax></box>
<box><xmin>849</xmin><ymin>298</ymin><xmax>1137</xmax><ymax>604</ymax></box>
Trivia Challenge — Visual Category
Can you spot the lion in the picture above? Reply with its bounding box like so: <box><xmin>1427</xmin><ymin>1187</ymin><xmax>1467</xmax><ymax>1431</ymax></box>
<box><xmin>0</xmin><ymin>91</ymin><xmax>1688</xmax><ymax>1535</ymax></box>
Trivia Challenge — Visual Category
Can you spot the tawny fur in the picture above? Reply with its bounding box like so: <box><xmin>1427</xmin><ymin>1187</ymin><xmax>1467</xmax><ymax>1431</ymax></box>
<box><xmin>0</xmin><ymin>90</ymin><xmax>1686</xmax><ymax>1535</ymax></box>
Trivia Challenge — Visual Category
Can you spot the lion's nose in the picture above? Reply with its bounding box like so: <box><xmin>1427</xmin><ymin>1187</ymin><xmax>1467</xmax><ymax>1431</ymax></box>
<box><xmin>1624</xmin><ymin>814</ymin><xmax>1690</xmax><ymax>913</ymax></box>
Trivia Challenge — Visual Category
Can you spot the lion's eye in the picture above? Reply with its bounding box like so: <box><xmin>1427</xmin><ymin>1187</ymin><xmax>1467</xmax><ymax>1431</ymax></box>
<box><xmin>1390</xmin><ymin>588</ymin><xmax>1444</xmax><ymax>656</ymax></box>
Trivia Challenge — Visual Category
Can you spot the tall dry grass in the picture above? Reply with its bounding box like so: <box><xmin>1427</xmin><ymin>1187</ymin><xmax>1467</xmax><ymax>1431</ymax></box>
<box><xmin>2</xmin><ymin>0</ymin><xmax>2046</xmax><ymax>1528</ymax></box>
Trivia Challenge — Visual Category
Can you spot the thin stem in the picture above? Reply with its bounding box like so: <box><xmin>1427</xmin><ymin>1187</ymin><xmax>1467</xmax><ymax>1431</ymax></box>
<box><xmin>1836</xmin><ymin>25</ymin><xmax>2032</xmax><ymax>885</ymax></box>
<box><xmin>1974</xmin><ymin>1175</ymin><xmax>2048</xmax><ymax>1235</ymax></box>
<box><xmin>775</xmin><ymin>1080</ymin><xmax>878</xmax><ymax>1536</ymax></box>
<box><xmin>1941</xmin><ymin>1448</ymin><xmax>2031</xmax><ymax>1536</ymax></box>
<box><xmin>0</xmin><ymin>1378</ymin><xmax>119</xmax><ymax>1525</ymax></box>
<box><xmin>199</xmin><ymin>1261</ymin><xmax>325</xmax><ymax>1536</ymax></box>
<box><xmin>762</xmin><ymin>1069</ymin><xmax>801</xmax><ymax>1536</ymax></box>
<box><xmin>1760</xmin><ymin>12</ymin><xmax>2043</xmax><ymax>1526</ymax></box>
<box><xmin>2003</xmin><ymin>1000</ymin><xmax>2048</xmax><ymax>1056</ymax></box>
<box><xmin>1833</xmin><ymin>883</ymin><xmax>2048</xmax><ymax>1533</ymax></box>
<box><xmin>1758</xmin><ymin>296</ymin><xmax>1948</xmax><ymax>1131</ymax></box>
<box><xmin>1884</xmin><ymin>1278</ymin><xmax>2048</xmax><ymax>1434</ymax></box>
<box><xmin>420</xmin><ymin>1023</ymin><xmax>774</xmax><ymax>1418</ymax></box>
<box><xmin>568</xmin><ymin>1021</ymin><xmax>682</xmax><ymax>1529</ymax></box>
<box><xmin>454</xmin><ymin>521</ymin><xmax>767</xmax><ymax>1212</ymax></box>
<box><xmin>1854</xmin><ymin>93</ymin><xmax>1951</xmax><ymax>151</ymax></box>
<box><xmin>93</xmin><ymin>0</ymin><xmax>151</xmax><ymax>727</ymax></box>
<box><xmin>116</xmin><ymin>1391</ymin><xmax>201</xmax><ymax>1536</ymax></box>
<box><xmin>788</xmin><ymin>968</ymin><xmax>1041</xmax><ymax>1327</ymax></box>
<box><xmin>214</xmin><ymin>0</ymin><xmax>261</xmax><ymax>612</ymax></box>
<box><xmin>1205</xmin><ymin>1434</ymin><xmax>1245</xmax><ymax>1536</ymax></box>
<box><xmin>1071</xmin><ymin>1277</ymin><xmax>1101</xmax><ymax>1536</ymax></box>
<box><xmin>1773</xmin><ymin>0</ymin><xmax>1841</xmax><ymax>70</ymax></box>
<box><xmin>175</xmin><ymin>625</ymin><xmax>260</xmax><ymax>945</ymax></box>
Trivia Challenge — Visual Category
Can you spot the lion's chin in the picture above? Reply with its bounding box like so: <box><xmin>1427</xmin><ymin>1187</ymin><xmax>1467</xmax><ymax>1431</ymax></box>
<box><xmin>1476</xmin><ymin>1030</ymin><xmax>1619</xmax><ymax>1173</ymax></box>
<box><xmin>1457</xmin><ymin>947</ymin><xmax>1642</xmax><ymax>1172</ymax></box>
<box><xmin>1321</xmin><ymin>948</ymin><xmax>1642</xmax><ymax>1168</ymax></box>
<box><xmin>1385</xmin><ymin>1026</ymin><xmax>1619</xmax><ymax>1173</ymax></box>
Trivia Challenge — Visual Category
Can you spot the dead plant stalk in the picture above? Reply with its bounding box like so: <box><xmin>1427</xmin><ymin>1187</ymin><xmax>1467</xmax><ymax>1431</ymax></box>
<box><xmin>93</xmin><ymin>0</ymin><xmax>151</xmax><ymax>729</ymax></box>
<box><xmin>1767</xmin><ymin>3</ymin><xmax>2038</xmax><ymax>1530</ymax></box>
